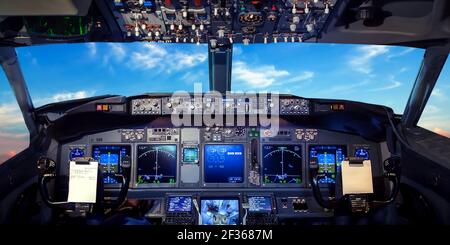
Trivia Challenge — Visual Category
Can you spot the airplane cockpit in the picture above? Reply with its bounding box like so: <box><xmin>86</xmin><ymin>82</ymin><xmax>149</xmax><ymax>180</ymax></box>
<box><xmin>0</xmin><ymin>0</ymin><xmax>449</xmax><ymax>228</ymax></box>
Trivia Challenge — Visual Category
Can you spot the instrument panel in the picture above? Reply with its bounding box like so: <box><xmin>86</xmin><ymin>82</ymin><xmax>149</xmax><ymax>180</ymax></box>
<box><xmin>62</xmin><ymin>125</ymin><xmax>383</xmax><ymax>187</ymax></box>
<box><xmin>130</xmin><ymin>95</ymin><xmax>310</xmax><ymax>115</ymax></box>
<box><xmin>60</xmin><ymin>122</ymin><xmax>383</xmax><ymax>224</ymax></box>
<box><xmin>55</xmin><ymin>93</ymin><xmax>388</xmax><ymax>224</ymax></box>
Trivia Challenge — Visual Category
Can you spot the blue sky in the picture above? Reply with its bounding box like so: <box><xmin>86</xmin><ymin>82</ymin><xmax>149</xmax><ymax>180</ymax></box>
<box><xmin>0</xmin><ymin>42</ymin><xmax>449</xmax><ymax>162</ymax></box>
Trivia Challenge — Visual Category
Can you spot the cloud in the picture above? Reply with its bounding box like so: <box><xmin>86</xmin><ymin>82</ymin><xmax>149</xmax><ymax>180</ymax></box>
<box><xmin>371</xmin><ymin>76</ymin><xmax>402</xmax><ymax>91</ymax></box>
<box><xmin>232</xmin><ymin>61</ymin><xmax>290</xmax><ymax>88</ymax></box>
<box><xmin>0</xmin><ymin>102</ymin><xmax>29</xmax><ymax>164</ymax></box>
<box><xmin>181</xmin><ymin>70</ymin><xmax>207</xmax><ymax>85</ymax></box>
<box><xmin>285</xmin><ymin>71</ymin><xmax>315</xmax><ymax>83</ymax></box>
<box><xmin>433</xmin><ymin>128</ymin><xmax>450</xmax><ymax>138</ymax></box>
<box><xmin>422</xmin><ymin>105</ymin><xmax>441</xmax><ymax>114</ymax></box>
<box><xmin>348</xmin><ymin>45</ymin><xmax>389</xmax><ymax>74</ymax></box>
<box><xmin>86</xmin><ymin>43</ymin><xmax>207</xmax><ymax>74</ymax></box>
<box><xmin>52</xmin><ymin>91</ymin><xmax>93</xmax><ymax>102</ymax></box>
<box><xmin>322</xmin><ymin>80</ymin><xmax>370</xmax><ymax>95</ymax></box>
<box><xmin>100</xmin><ymin>43</ymin><xmax>126</xmax><ymax>65</ymax></box>
<box><xmin>387</xmin><ymin>48</ymin><xmax>415</xmax><ymax>60</ymax></box>
<box><xmin>0</xmin><ymin>139</ymin><xmax>29</xmax><ymax>164</ymax></box>
<box><xmin>233</xmin><ymin>46</ymin><xmax>243</xmax><ymax>56</ymax></box>
<box><xmin>0</xmin><ymin>152</ymin><xmax>16</xmax><ymax>165</ymax></box>
<box><xmin>431</xmin><ymin>88</ymin><xmax>447</xmax><ymax>101</ymax></box>
<box><xmin>33</xmin><ymin>90</ymin><xmax>94</xmax><ymax>106</ymax></box>
<box><xmin>0</xmin><ymin>103</ymin><xmax>24</xmax><ymax>125</ymax></box>
<box><xmin>87</xmin><ymin>43</ymin><xmax>97</xmax><ymax>57</ymax></box>
<box><xmin>128</xmin><ymin>43</ymin><xmax>207</xmax><ymax>73</ymax></box>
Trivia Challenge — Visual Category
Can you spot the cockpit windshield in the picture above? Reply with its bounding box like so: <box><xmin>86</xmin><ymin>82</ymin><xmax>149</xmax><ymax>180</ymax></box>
<box><xmin>17</xmin><ymin>43</ymin><xmax>209</xmax><ymax>107</ymax></box>
<box><xmin>15</xmin><ymin>43</ymin><xmax>424</xmax><ymax>113</ymax></box>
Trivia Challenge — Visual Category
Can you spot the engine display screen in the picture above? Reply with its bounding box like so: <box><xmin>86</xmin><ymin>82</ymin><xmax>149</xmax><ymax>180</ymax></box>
<box><xmin>204</xmin><ymin>144</ymin><xmax>244</xmax><ymax>183</ymax></box>
<box><xmin>183</xmin><ymin>147</ymin><xmax>199</xmax><ymax>163</ymax></box>
<box><xmin>200</xmin><ymin>199</ymin><xmax>239</xmax><ymax>225</ymax></box>
<box><xmin>92</xmin><ymin>145</ymin><xmax>131</xmax><ymax>184</ymax></box>
<box><xmin>309</xmin><ymin>145</ymin><xmax>347</xmax><ymax>184</ymax></box>
<box><xmin>137</xmin><ymin>144</ymin><xmax>177</xmax><ymax>184</ymax></box>
<box><xmin>262</xmin><ymin>145</ymin><xmax>302</xmax><ymax>184</ymax></box>
<box><xmin>167</xmin><ymin>196</ymin><xmax>192</xmax><ymax>212</ymax></box>
<box><xmin>248</xmin><ymin>196</ymin><xmax>272</xmax><ymax>212</ymax></box>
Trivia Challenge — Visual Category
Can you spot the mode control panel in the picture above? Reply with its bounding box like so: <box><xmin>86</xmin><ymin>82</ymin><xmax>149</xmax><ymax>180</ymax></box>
<box><xmin>147</xmin><ymin>128</ymin><xmax>180</xmax><ymax>142</ymax></box>
<box><xmin>202</xmin><ymin>126</ymin><xmax>247</xmax><ymax>142</ymax></box>
<box><xmin>131</xmin><ymin>98</ymin><xmax>161</xmax><ymax>115</ymax></box>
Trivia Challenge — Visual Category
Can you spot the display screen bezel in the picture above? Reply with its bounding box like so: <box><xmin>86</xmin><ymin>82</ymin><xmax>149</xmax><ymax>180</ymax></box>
<box><xmin>261</xmin><ymin>143</ymin><xmax>305</xmax><ymax>188</ymax></box>
<box><xmin>248</xmin><ymin>196</ymin><xmax>273</xmax><ymax>213</ymax></box>
<box><xmin>200</xmin><ymin>197</ymin><xmax>240</xmax><ymax>225</ymax></box>
<box><xmin>91</xmin><ymin>144</ymin><xmax>131</xmax><ymax>186</ymax></box>
<box><xmin>308</xmin><ymin>144</ymin><xmax>347</xmax><ymax>185</ymax></box>
<box><xmin>166</xmin><ymin>196</ymin><xmax>193</xmax><ymax>213</ymax></box>
<box><xmin>134</xmin><ymin>143</ymin><xmax>179</xmax><ymax>188</ymax></box>
<box><xmin>182</xmin><ymin>147</ymin><xmax>199</xmax><ymax>164</ymax></box>
<box><xmin>202</xmin><ymin>143</ymin><xmax>246</xmax><ymax>188</ymax></box>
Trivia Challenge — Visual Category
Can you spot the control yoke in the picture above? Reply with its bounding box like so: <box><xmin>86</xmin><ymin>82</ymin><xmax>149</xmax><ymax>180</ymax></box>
<box><xmin>37</xmin><ymin>156</ymin><xmax>131</xmax><ymax>215</ymax></box>
<box><xmin>309</xmin><ymin>156</ymin><xmax>401</xmax><ymax>214</ymax></box>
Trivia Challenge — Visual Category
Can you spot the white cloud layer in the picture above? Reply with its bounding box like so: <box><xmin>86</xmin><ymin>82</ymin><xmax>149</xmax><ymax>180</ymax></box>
<box><xmin>233</xmin><ymin>61</ymin><xmax>290</xmax><ymax>88</ymax></box>
<box><xmin>87</xmin><ymin>43</ymin><xmax>97</xmax><ymax>56</ymax></box>
<box><xmin>94</xmin><ymin>43</ymin><xmax>207</xmax><ymax>73</ymax></box>
<box><xmin>34</xmin><ymin>90</ymin><xmax>94</xmax><ymax>106</ymax></box>
<box><xmin>349</xmin><ymin>45</ymin><xmax>389</xmax><ymax>74</ymax></box>
<box><xmin>371</xmin><ymin>76</ymin><xmax>402</xmax><ymax>91</ymax></box>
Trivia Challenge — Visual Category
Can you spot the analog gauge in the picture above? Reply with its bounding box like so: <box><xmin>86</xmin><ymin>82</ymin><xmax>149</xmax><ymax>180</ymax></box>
<box><xmin>354</xmin><ymin>148</ymin><xmax>370</xmax><ymax>160</ymax></box>
<box><xmin>69</xmin><ymin>147</ymin><xmax>85</xmax><ymax>160</ymax></box>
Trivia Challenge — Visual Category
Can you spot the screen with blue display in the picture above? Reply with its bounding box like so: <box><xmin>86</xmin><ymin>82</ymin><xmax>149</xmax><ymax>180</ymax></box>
<box><xmin>92</xmin><ymin>145</ymin><xmax>131</xmax><ymax>184</ymax></box>
<box><xmin>200</xmin><ymin>199</ymin><xmax>239</xmax><ymax>225</ymax></box>
<box><xmin>183</xmin><ymin>147</ymin><xmax>199</xmax><ymax>163</ymax></box>
<box><xmin>204</xmin><ymin>144</ymin><xmax>244</xmax><ymax>183</ymax></box>
<box><xmin>309</xmin><ymin>145</ymin><xmax>347</xmax><ymax>184</ymax></box>
<box><xmin>167</xmin><ymin>196</ymin><xmax>192</xmax><ymax>212</ymax></box>
<box><xmin>248</xmin><ymin>196</ymin><xmax>272</xmax><ymax>212</ymax></box>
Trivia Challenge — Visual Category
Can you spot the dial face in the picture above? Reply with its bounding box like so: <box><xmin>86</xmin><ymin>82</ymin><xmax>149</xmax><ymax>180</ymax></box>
<box><xmin>262</xmin><ymin>145</ymin><xmax>302</xmax><ymax>184</ymax></box>
<box><xmin>137</xmin><ymin>144</ymin><xmax>177</xmax><ymax>184</ymax></box>
<box><xmin>355</xmin><ymin>148</ymin><xmax>370</xmax><ymax>160</ymax></box>
<box><xmin>69</xmin><ymin>147</ymin><xmax>85</xmax><ymax>160</ymax></box>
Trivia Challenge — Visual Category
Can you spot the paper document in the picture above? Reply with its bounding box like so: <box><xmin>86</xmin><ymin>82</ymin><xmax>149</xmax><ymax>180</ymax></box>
<box><xmin>341</xmin><ymin>160</ymin><xmax>374</xmax><ymax>195</ymax></box>
<box><xmin>68</xmin><ymin>161</ymin><xmax>98</xmax><ymax>203</ymax></box>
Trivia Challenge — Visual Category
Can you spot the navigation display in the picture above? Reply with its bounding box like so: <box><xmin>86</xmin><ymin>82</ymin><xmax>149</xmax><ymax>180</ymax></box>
<box><xmin>92</xmin><ymin>145</ymin><xmax>131</xmax><ymax>184</ymax></box>
<box><xmin>248</xmin><ymin>196</ymin><xmax>272</xmax><ymax>212</ymax></box>
<box><xmin>204</xmin><ymin>144</ymin><xmax>244</xmax><ymax>183</ymax></box>
<box><xmin>309</xmin><ymin>145</ymin><xmax>347</xmax><ymax>184</ymax></box>
<box><xmin>137</xmin><ymin>144</ymin><xmax>177</xmax><ymax>184</ymax></box>
<box><xmin>262</xmin><ymin>145</ymin><xmax>302</xmax><ymax>184</ymax></box>
<box><xmin>200</xmin><ymin>199</ymin><xmax>239</xmax><ymax>225</ymax></box>
<box><xmin>167</xmin><ymin>196</ymin><xmax>192</xmax><ymax>212</ymax></box>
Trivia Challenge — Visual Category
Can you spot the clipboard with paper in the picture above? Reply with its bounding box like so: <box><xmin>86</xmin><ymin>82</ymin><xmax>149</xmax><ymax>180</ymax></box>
<box><xmin>67</xmin><ymin>160</ymin><xmax>99</xmax><ymax>203</ymax></box>
<box><xmin>341</xmin><ymin>159</ymin><xmax>374</xmax><ymax>195</ymax></box>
